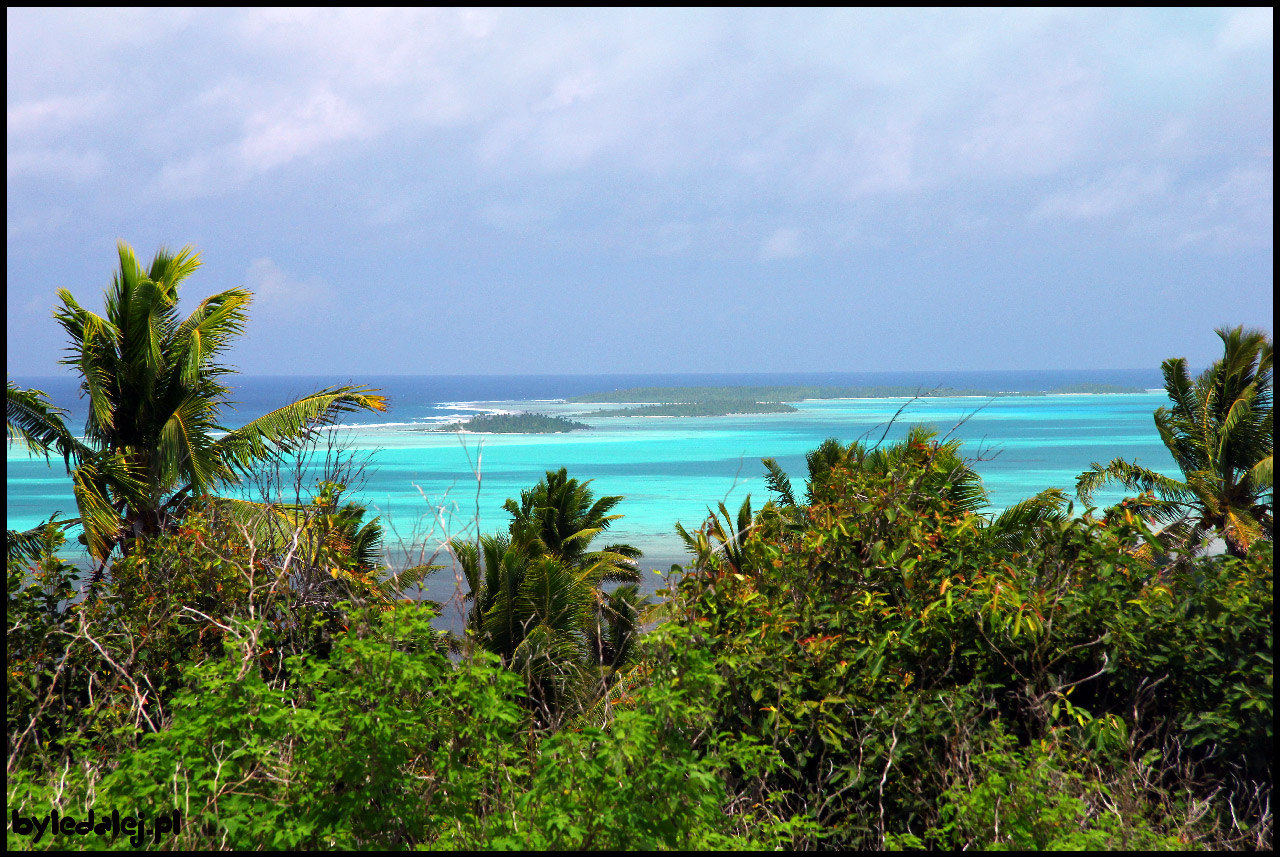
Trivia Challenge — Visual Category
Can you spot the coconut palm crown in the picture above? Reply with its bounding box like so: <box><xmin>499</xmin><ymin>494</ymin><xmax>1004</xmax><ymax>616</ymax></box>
<box><xmin>1076</xmin><ymin>326</ymin><xmax>1273</xmax><ymax>558</ymax></box>
<box><xmin>6</xmin><ymin>241</ymin><xmax>387</xmax><ymax>570</ymax></box>
<box><xmin>502</xmin><ymin>467</ymin><xmax>641</xmax><ymax>580</ymax></box>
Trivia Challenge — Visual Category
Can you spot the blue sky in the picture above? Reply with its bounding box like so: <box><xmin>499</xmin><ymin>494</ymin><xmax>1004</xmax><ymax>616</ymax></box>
<box><xmin>7</xmin><ymin>8</ymin><xmax>1272</xmax><ymax>376</ymax></box>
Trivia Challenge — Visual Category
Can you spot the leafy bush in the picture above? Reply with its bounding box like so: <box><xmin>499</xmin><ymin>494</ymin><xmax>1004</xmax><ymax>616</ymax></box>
<box><xmin>666</xmin><ymin>429</ymin><xmax>1272</xmax><ymax>848</ymax></box>
<box><xmin>894</xmin><ymin>727</ymin><xmax>1187</xmax><ymax>850</ymax></box>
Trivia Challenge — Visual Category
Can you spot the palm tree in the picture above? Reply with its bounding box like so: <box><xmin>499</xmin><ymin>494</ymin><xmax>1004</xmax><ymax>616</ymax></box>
<box><xmin>676</xmin><ymin>496</ymin><xmax>755</xmax><ymax>575</ymax></box>
<box><xmin>1077</xmin><ymin>326</ymin><xmax>1273</xmax><ymax>558</ymax></box>
<box><xmin>502</xmin><ymin>467</ymin><xmax>641</xmax><ymax>582</ymax></box>
<box><xmin>6</xmin><ymin>242</ymin><xmax>388</xmax><ymax>576</ymax></box>
<box><xmin>587</xmin><ymin>583</ymin><xmax>652</xmax><ymax>672</ymax></box>
<box><xmin>454</xmin><ymin>534</ymin><xmax>593</xmax><ymax>720</ymax></box>
<box><xmin>764</xmin><ymin>428</ymin><xmax>988</xmax><ymax>511</ymax></box>
<box><xmin>456</xmin><ymin>470</ymin><xmax>648</xmax><ymax>722</ymax></box>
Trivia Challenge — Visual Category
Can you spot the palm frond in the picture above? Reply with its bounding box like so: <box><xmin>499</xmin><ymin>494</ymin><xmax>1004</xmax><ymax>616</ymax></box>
<box><xmin>156</xmin><ymin>392</ymin><xmax>226</xmax><ymax>494</ymax></box>
<box><xmin>53</xmin><ymin>291</ymin><xmax>119</xmax><ymax>436</ymax></box>
<box><xmin>986</xmin><ymin>489</ymin><xmax>1068</xmax><ymax>551</ymax></box>
<box><xmin>172</xmin><ymin>288</ymin><xmax>251</xmax><ymax>386</ymax></box>
<box><xmin>761</xmin><ymin>457</ymin><xmax>796</xmax><ymax>507</ymax></box>
<box><xmin>1222</xmin><ymin>506</ymin><xmax>1265</xmax><ymax>557</ymax></box>
<box><xmin>571</xmin><ymin>663</ymin><xmax>647</xmax><ymax>729</ymax></box>
<box><xmin>379</xmin><ymin>563</ymin><xmax>444</xmax><ymax>600</ymax></box>
<box><xmin>1246</xmin><ymin>455</ymin><xmax>1273</xmax><ymax>492</ymax></box>
<box><xmin>71</xmin><ymin>461</ymin><xmax>125</xmax><ymax>562</ymax></box>
<box><xmin>6</xmin><ymin>515</ymin><xmax>76</xmax><ymax>567</ymax></box>
<box><xmin>203</xmin><ymin>495</ymin><xmax>309</xmax><ymax>554</ymax></box>
<box><xmin>1075</xmin><ymin>458</ymin><xmax>1192</xmax><ymax>506</ymax></box>
<box><xmin>213</xmin><ymin>385</ymin><xmax>387</xmax><ymax>475</ymax></box>
<box><xmin>146</xmin><ymin>244</ymin><xmax>202</xmax><ymax>293</ymax></box>
<box><xmin>6</xmin><ymin>381</ymin><xmax>87</xmax><ymax>468</ymax></box>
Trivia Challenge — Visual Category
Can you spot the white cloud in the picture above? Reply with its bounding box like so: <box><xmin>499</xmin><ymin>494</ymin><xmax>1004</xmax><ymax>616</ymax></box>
<box><xmin>151</xmin><ymin>154</ymin><xmax>218</xmax><ymax>200</ymax></box>
<box><xmin>5</xmin><ymin>9</ymin><xmax>1274</xmax><ymax>252</ymax></box>
<box><xmin>959</xmin><ymin>64</ymin><xmax>1100</xmax><ymax>177</ymax></box>
<box><xmin>535</xmin><ymin>72</ymin><xmax>601</xmax><ymax>113</ymax></box>
<box><xmin>760</xmin><ymin>228</ymin><xmax>808</xmax><ymax>260</ymax></box>
<box><xmin>1173</xmin><ymin>162</ymin><xmax>1274</xmax><ymax>248</ymax></box>
<box><xmin>1215</xmin><ymin>8</ymin><xmax>1273</xmax><ymax>53</ymax></box>
<box><xmin>238</xmin><ymin>88</ymin><xmax>368</xmax><ymax>172</ymax></box>
<box><xmin>7</xmin><ymin>148</ymin><xmax>105</xmax><ymax>181</ymax></box>
<box><xmin>846</xmin><ymin>123</ymin><xmax>920</xmax><ymax>197</ymax></box>
<box><xmin>244</xmin><ymin>258</ymin><xmax>335</xmax><ymax>320</ymax></box>
<box><xmin>7</xmin><ymin>93</ymin><xmax>107</xmax><ymax>136</ymax></box>
<box><xmin>1204</xmin><ymin>164</ymin><xmax>1272</xmax><ymax>214</ymax></box>
<box><xmin>1031</xmin><ymin>169</ymin><xmax>1169</xmax><ymax>222</ymax></box>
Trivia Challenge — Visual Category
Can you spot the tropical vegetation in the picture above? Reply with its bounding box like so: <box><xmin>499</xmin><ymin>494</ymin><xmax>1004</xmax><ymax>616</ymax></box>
<box><xmin>1077</xmin><ymin>325</ymin><xmax>1273</xmax><ymax>558</ymax></box>
<box><xmin>455</xmin><ymin>469</ymin><xmax>649</xmax><ymax>725</ymax></box>
<box><xmin>5</xmin><ymin>253</ymin><xmax>1272</xmax><ymax>852</ymax></box>
<box><xmin>5</xmin><ymin>242</ymin><xmax>387</xmax><ymax>579</ymax></box>
<box><xmin>430</xmin><ymin>411</ymin><xmax>590</xmax><ymax>433</ymax></box>
<box><xmin>665</xmin><ymin>428</ymin><xmax>1270</xmax><ymax>849</ymax></box>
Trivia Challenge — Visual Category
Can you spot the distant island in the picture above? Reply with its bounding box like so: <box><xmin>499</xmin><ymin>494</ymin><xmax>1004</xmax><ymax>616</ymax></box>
<box><xmin>413</xmin><ymin>384</ymin><xmax>1151</xmax><ymax>428</ymax></box>
<box><xmin>572</xmin><ymin>383</ymin><xmax>1147</xmax><ymax>414</ymax></box>
<box><xmin>426</xmin><ymin>412</ymin><xmax>590</xmax><ymax>433</ymax></box>
<box><xmin>592</xmin><ymin>401</ymin><xmax>798</xmax><ymax>418</ymax></box>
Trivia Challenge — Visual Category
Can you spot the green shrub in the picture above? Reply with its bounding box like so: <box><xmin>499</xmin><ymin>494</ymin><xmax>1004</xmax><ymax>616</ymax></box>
<box><xmin>666</xmin><ymin>431</ymin><xmax>1272</xmax><ymax>848</ymax></box>
<box><xmin>894</xmin><ymin>727</ymin><xmax>1188</xmax><ymax>851</ymax></box>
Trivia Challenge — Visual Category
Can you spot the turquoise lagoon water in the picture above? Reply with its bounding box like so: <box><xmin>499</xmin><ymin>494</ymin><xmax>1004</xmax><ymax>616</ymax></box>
<box><xmin>8</xmin><ymin>377</ymin><xmax>1178</xmax><ymax>587</ymax></box>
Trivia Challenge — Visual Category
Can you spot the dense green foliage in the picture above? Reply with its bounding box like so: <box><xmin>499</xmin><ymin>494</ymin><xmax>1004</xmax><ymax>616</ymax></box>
<box><xmin>664</xmin><ymin>431</ymin><xmax>1270</xmax><ymax>848</ymax></box>
<box><xmin>7</xmin><ymin>504</ymin><xmax>782</xmax><ymax>850</ymax></box>
<box><xmin>454</xmin><ymin>469</ymin><xmax>647</xmax><ymax>726</ymax></box>
<box><xmin>10</xmin><ymin>436</ymin><xmax>1269</xmax><ymax>850</ymax></box>
<box><xmin>430</xmin><ymin>411</ymin><xmax>590</xmax><ymax>433</ymax></box>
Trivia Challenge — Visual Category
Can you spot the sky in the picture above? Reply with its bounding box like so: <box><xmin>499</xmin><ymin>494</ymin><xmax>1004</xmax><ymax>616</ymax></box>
<box><xmin>6</xmin><ymin>8</ymin><xmax>1273</xmax><ymax>376</ymax></box>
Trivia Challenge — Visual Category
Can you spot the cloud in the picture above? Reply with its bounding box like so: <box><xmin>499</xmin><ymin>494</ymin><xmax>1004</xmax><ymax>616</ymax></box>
<box><xmin>150</xmin><ymin>154</ymin><xmax>219</xmax><ymax>200</ymax></box>
<box><xmin>958</xmin><ymin>64</ymin><xmax>1100</xmax><ymax>178</ymax></box>
<box><xmin>1173</xmin><ymin>161</ymin><xmax>1274</xmax><ymax>248</ymax></box>
<box><xmin>7</xmin><ymin>148</ymin><xmax>105</xmax><ymax>181</ymax></box>
<box><xmin>1215</xmin><ymin>8</ymin><xmax>1273</xmax><ymax>53</ymax></box>
<box><xmin>238</xmin><ymin>88</ymin><xmax>369</xmax><ymax>172</ymax></box>
<box><xmin>1031</xmin><ymin>169</ymin><xmax>1169</xmax><ymax>222</ymax></box>
<box><xmin>6</xmin><ymin>11</ymin><xmax>1274</xmax><ymax>255</ymax></box>
<box><xmin>760</xmin><ymin>228</ymin><xmax>808</xmax><ymax>260</ymax></box>
<box><xmin>244</xmin><ymin>258</ymin><xmax>335</xmax><ymax>321</ymax></box>
<box><xmin>7</xmin><ymin>93</ymin><xmax>108</xmax><ymax>136</ymax></box>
